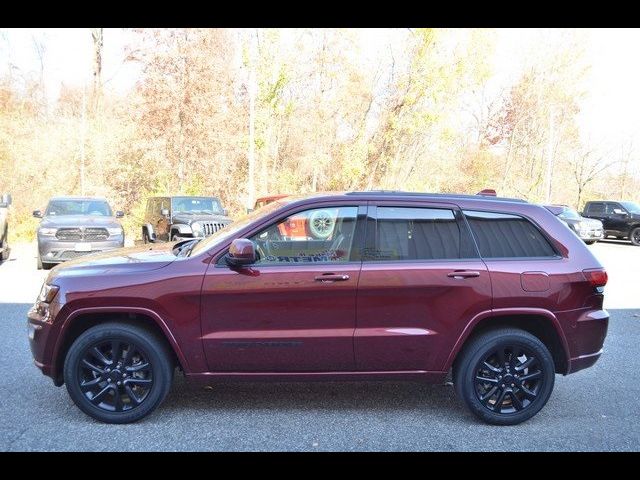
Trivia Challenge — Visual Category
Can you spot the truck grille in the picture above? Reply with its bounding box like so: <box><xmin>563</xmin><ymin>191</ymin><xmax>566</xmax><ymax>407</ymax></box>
<box><xmin>59</xmin><ymin>250</ymin><xmax>102</xmax><ymax>260</ymax></box>
<box><xmin>200</xmin><ymin>222</ymin><xmax>227</xmax><ymax>236</ymax></box>
<box><xmin>56</xmin><ymin>228</ymin><xmax>109</xmax><ymax>241</ymax></box>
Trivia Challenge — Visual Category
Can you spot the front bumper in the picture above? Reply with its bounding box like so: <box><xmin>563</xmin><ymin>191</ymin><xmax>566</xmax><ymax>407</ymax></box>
<box><xmin>38</xmin><ymin>237</ymin><xmax>124</xmax><ymax>264</ymax></box>
<box><xmin>576</xmin><ymin>228</ymin><xmax>604</xmax><ymax>242</ymax></box>
<box><xmin>28</xmin><ymin>300</ymin><xmax>64</xmax><ymax>385</ymax></box>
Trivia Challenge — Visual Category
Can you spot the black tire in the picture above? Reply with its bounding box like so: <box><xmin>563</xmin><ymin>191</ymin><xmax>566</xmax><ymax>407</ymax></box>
<box><xmin>453</xmin><ymin>328</ymin><xmax>555</xmax><ymax>426</ymax></box>
<box><xmin>584</xmin><ymin>240</ymin><xmax>596</xmax><ymax>245</ymax></box>
<box><xmin>631</xmin><ymin>227</ymin><xmax>640</xmax><ymax>246</ymax></box>
<box><xmin>1</xmin><ymin>229</ymin><xmax>9</xmax><ymax>261</ymax></box>
<box><xmin>142</xmin><ymin>230</ymin><xmax>150</xmax><ymax>244</ymax></box>
<box><xmin>64</xmin><ymin>322</ymin><xmax>174</xmax><ymax>424</ymax></box>
<box><xmin>37</xmin><ymin>255</ymin><xmax>43</xmax><ymax>270</ymax></box>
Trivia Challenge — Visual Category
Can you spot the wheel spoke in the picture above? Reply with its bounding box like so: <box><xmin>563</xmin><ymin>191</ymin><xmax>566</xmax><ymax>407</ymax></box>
<box><xmin>520</xmin><ymin>384</ymin><xmax>538</xmax><ymax>400</ymax></box>
<box><xmin>519</xmin><ymin>370</ymin><xmax>542</xmax><ymax>382</ymax></box>
<box><xmin>90</xmin><ymin>385</ymin><xmax>111</xmax><ymax>404</ymax></box>
<box><xmin>80</xmin><ymin>377</ymin><xmax>103</xmax><ymax>391</ymax></box>
<box><xmin>482</xmin><ymin>361</ymin><xmax>502</xmax><ymax>374</ymax></box>
<box><xmin>515</xmin><ymin>356</ymin><xmax>536</xmax><ymax>372</ymax></box>
<box><xmin>91</xmin><ymin>347</ymin><xmax>111</xmax><ymax>365</ymax></box>
<box><xmin>493</xmin><ymin>388</ymin><xmax>507</xmax><ymax>412</ymax></box>
<box><xmin>113</xmin><ymin>386</ymin><xmax>123</xmax><ymax>412</ymax></box>
<box><xmin>480</xmin><ymin>385</ymin><xmax>498</xmax><ymax>402</ymax></box>
<box><xmin>111</xmin><ymin>340</ymin><xmax>122</xmax><ymax>363</ymax></box>
<box><xmin>125</xmin><ymin>385</ymin><xmax>142</xmax><ymax>405</ymax></box>
<box><xmin>81</xmin><ymin>359</ymin><xmax>105</xmax><ymax>374</ymax></box>
<box><xmin>125</xmin><ymin>378</ymin><xmax>152</xmax><ymax>388</ymax></box>
<box><xmin>510</xmin><ymin>391</ymin><xmax>524</xmax><ymax>411</ymax></box>
<box><xmin>126</xmin><ymin>362</ymin><xmax>150</xmax><ymax>373</ymax></box>
<box><xmin>476</xmin><ymin>375</ymin><xmax>499</xmax><ymax>384</ymax></box>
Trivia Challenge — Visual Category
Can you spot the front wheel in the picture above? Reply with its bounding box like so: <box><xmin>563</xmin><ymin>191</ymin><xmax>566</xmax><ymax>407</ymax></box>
<box><xmin>454</xmin><ymin>328</ymin><xmax>555</xmax><ymax>425</ymax></box>
<box><xmin>584</xmin><ymin>240</ymin><xmax>596</xmax><ymax>245</ymax></box>
<box><xmin>64</xmin><ymin>323</ymin><xmax>174</xmax><ymax>424</ymax></box>
<box><xmin>631</xmin><ymin>227</ymin><xmax>640</xmax><ymax>246</ymax></box>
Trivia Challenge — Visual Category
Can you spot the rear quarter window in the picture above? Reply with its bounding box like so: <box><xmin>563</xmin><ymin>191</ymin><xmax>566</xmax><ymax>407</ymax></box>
<box><xmin>463</xmin><ymin>210</ymin><xmax>557</xmax><ymax>258</ymax></box>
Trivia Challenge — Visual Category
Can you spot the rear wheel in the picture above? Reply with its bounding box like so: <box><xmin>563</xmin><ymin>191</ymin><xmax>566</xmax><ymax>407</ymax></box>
<box><xmin>142</xmin><ymin>230</ymin><xmax>150</xmax><ymax>244</ymax></box>
<box><xmin>64</xmin><ymin>323</ymin><xmax>174</xmax><ymax>424</ymax></box>
<box><xmin>454</xmin><ymin>328</ymin><xmax>555</xmax><ymax>425</ymax></box>
<box><xmin>631</xmin><ymin>228</ymin><xmax>640</xmax><ymax>246</ymax></box>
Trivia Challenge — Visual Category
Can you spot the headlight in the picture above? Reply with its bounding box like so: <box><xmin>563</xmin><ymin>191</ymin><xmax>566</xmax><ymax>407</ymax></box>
<box><xmin>38</xmin><ymin>227</ymin><xmax>57</xmax><ymax>236</ymax></box>
<box><xmin>107</xmin><ymin>227</ymin><xmax>123</xmax><ymax>236</ymax></box>
<box><xmin>38</xmin><ymin>283</ymin><xmax>59</xmax><ymax>303</ymax></box>
<box><xmin>191</xmin><ymin>222</ymin><xmax>202</xmax><ymax>235</ymax></box>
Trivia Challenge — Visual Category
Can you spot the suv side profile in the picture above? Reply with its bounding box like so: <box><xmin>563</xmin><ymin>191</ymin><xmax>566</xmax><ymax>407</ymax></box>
<box><xmin>142</xmin><ymin>196</ymin><xmax>232</xmax><ymax>243</ymax></box>
<box><xmin>28</xmin><ymin>192</ymin><xmax>609</xmax><ymax>425</ymax></box>
<box><xmin>582</xmin><ymin>200</ymin><xmax>640</xmax><ymax>246</ymax></box>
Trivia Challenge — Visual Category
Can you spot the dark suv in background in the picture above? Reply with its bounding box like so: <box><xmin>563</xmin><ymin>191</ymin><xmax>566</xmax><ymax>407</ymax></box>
<box><xmin>142</xmin><ymin>196</ymin><xmax>232</xmax><ymax>243</ymax></box>
<box><xmin>28</xmin><ymin>191</ymin><xmax>609</xmax><ymax>425</ymax></box>
<box><xmin>582</xmin><ymin>200</ymin><xmax>640</xmax><ymax>246</ymax></box>
<box><xmin>33</xmin><ymin>197</ymin><xmax>125</xmax><ymax>270</ymax></box>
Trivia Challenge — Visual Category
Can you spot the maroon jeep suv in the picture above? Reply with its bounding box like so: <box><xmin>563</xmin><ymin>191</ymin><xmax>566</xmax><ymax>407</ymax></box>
<box><xmin>28</xmin><ymin>191</ymin><xmax>609</xmax><ymax>425</ymax></box>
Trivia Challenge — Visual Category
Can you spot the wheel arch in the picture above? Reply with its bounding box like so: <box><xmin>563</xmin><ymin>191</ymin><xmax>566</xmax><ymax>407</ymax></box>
<box><xmin>446</xmin><ymin>309</ymin><xmax>570</xmax><ymax>375</ymax></box>
<box><xmin>52</xmin><ymin>307</ymin><xmax>189</xmax><ymax>386</ymax></box>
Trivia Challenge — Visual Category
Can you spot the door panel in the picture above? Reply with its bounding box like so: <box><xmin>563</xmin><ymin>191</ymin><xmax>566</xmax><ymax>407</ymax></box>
<box><xmin>200</xmin><ymin>203</ymin><xmax>365</xmax><ymax>372</ymax></box>
<box><xmin>354</xmin><ymin>202</ymin><xmax>492</xmax><ymax>372</ymax></box>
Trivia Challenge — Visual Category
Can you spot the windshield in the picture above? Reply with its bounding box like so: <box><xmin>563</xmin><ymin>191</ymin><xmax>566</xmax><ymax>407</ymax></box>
<box><xmin>190</xmin><ymin>200</ymin><xmax>285</xmax><ymax>256</ymax></box>
<box><xmin>172</xmin><ymin>197</ymin><xmax>224</xmax><ymax>215</ymax></box>
<box><xmin>558</xmin><ymin>208</ymin><xmax>582</xmax><ymax>221</ymax></box>
<box><xmin>620</xmin><ymin>202</ymin><xmax>640</xmax><ymax>214</ymax></box>
<box><xmin>45</xmin><ymin>199</ymin><xmax>112</xmax><ymax>216</ymax></box>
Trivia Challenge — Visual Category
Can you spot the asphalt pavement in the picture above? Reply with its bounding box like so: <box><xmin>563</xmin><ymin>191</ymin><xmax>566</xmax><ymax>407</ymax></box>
<box><xmin>0</xmin><ymin>241</ymin><xmax>638</xmax><ymax>451</ymax></box>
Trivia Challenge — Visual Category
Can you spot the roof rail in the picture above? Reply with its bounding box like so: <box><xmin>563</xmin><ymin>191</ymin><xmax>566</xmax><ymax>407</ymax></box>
<box><xmin>345</xmin><ymin>190</ymin><xmax>527</xmax><ymax>203</ymax></box>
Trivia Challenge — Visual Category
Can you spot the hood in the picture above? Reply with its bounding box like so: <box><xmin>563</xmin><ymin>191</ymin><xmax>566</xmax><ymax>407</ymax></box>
<box><xmin>580</xmin><ymin>217</ymin><xmax>603</xmax><ymax>228</ymax></box>
<box><xmin>40</xmin><ymin>214</ymin><xmax>122</xmax><ymax>229</ymax></box>
<box><xmin>172</xmin><ymin>213</ymin><xmax>231</xmax><ymax>224</ymax></box>
<box><xmin>47</xmin><ymin>243</ymin><xmax>177</xmax><ymax>279</ymax></box>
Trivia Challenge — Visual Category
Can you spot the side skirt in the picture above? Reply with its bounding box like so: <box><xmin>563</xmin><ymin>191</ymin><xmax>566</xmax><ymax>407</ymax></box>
<box><xmin>185</xmin><ymin>370</ymin><xmax>448</xmax><ymax>385</ymax></box>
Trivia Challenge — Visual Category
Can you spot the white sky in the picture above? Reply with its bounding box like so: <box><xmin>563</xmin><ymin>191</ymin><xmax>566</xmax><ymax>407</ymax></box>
<box><xmin>1</xmin><ymin>28</ymin><xmax>639</xmax><ymax>154</ymax></box>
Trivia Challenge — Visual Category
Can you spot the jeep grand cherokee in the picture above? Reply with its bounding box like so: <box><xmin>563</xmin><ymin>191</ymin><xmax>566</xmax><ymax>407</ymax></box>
<box><xmin>28</xmin><ymin>191</ymin><xmax>609</xmax><ymax>425</ymax></box>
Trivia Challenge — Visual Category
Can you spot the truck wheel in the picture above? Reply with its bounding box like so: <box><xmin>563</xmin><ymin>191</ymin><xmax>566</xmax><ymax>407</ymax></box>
<box><xmin>0</xmin><ymin>230</ymin><xmax>8</xmax><ymax>261</ymax></box>
<box><xmin>37</xmin><ymin>255</ymin><xmax>43</xmax><ymax>270</ymax></box>
<box><xmin>64</xmin><ymin>322</ymin><xmax>174</xmax><ymax>424</ymax></box>
<box><xmin>142</xmin><ymin>230</ymin><xmax>150</xmax><ymax>244</ymax></box>
<box><xmin>453</xmin><ymin>328</ymin><xmax>555</xmax><ymax>426</ymax></box>
<box><xmin>631</xmin><ymin>227</ymin><xmax>640</xmax><ymax>246</ymax></box>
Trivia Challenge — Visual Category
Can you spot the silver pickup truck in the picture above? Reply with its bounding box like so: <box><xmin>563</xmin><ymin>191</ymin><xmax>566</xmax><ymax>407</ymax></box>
<box><xmin>0</xmin><ymin>193</ymin><xmax>11</xmax><ymax>263</ymax></box>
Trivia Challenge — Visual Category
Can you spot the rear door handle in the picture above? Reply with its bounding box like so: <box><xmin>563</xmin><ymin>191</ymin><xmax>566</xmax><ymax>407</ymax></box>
<box><xmin>314</xmin><ymin>273</ymin><xmax>350</xmax><ymax>282</ymax></box>
<box><xmin>447</xmin><ymin>271</ymin><xmax>480</xmax><ymax>279</ymax></box>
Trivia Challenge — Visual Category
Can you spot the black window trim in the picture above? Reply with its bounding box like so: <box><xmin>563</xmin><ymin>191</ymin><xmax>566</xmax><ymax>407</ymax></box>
<box><xmin>362</xmin><ymin>203</ymin><xmax>482</xmax><ymax>264</ymax></box>
<box><xmin>461</xmin><ymin>208</ymin><xmax>562</xmax><ymax>261</ymax></box>
<box><xmin>214</xmin><ymin>203</ymin><xmax>368</xmax><ymax>268</ymax></box>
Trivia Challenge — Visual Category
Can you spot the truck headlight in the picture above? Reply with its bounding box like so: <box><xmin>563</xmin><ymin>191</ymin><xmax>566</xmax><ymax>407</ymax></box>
<box><xmin>107</xmin><ymin>227</ymin><xmax>123</xmax><ymax>236</ymax></box>
<box><xmin>38</xmin><ymin>227</ymin><xmax>57</xmax><ymax>236</ymax></box>
<box><xmin>191</xmin><ymin>222</ymin><xmax>202</xmax><ymax>235</ymax></box>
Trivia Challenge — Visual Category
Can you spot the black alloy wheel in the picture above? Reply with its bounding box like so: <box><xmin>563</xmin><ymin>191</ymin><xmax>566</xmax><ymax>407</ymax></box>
<box><xmin>64</xmin><ymin>323</ymin><xmax>173</xmax><ymax>423</ymax></box>
<box><xmin>631</xmin><ymin>227</ymin><xmax>640</xmax><ymax>246</ymax></box>
<box><xmin>454</xmin><ymin>328</ymin><xmax>555</xmax><ymax>425</ymax></box>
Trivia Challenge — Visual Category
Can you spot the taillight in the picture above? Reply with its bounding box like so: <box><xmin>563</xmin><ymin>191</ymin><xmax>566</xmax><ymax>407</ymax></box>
<box><xmin>583</xmin><ymin>268</ymin><xmax>608</xmax><ymax>288</ymax></box>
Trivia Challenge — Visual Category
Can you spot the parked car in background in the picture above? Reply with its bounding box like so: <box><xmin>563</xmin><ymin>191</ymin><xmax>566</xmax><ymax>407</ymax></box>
<box><xmin>29</xmin><ymin>191</ymin><xmax>609</xmax><ymax>425</ymax></box>
<box><xmin>582</xmin><ymin>200</ymin><xmax>640</xmax><ymax>246</ymax></box>
<box><xmin>142</xmin><ymin>196</ymin><xmax>232</xmax><ymax>243</ymax></box>
<box><xmin>544</xmin><ymin>204</ymin><xmax>603</xmax><ymax>245</ymax></box>
<box><xmin>0</xmin><ymin>193</ymin><xmax>11</xmax><ymax>263</ymax></box>
<box><xmin>33</xmin><ymin>196</ymin><xmax>125</xmax><ymax>270</ymax></box>
<box><xmin>249</xmin><ymin>194</ymin><xmax>289</xmax><ymax>213</ymax></box>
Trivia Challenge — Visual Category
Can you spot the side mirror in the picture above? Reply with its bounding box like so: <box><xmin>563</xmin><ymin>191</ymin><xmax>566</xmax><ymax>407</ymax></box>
<box><xmin>225</xmin><ymin>238</ymin><xmax>256</xmax><ymax>267</ymax></box>
<box><xmin>612</xmin><ymin>208</ymin><xmax>627</xmax><ymax>216</ymax></box>
<box><xmin>1</xmin><ymin>193</ymin><xmax>11</xmax><ymax>206</ymax></box>
<box><xmin>161</xmin><ymin>208</ymin><xmax>170</xmax><ymax>216</ymax></box>
<box><xmin>115</xmin><ymin>210</ymin><xmax>125</xmax><ymax>218</ymax></box>
<box><xmin>32</xmin><ymin>210</ymin><xmax>42</xmax><ymax>218</ymax></box>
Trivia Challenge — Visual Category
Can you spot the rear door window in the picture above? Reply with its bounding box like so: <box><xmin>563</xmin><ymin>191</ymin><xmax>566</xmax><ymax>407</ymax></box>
<box><xmin>366</xmin><ymin>206</ymin><xmax>478</xmax><ymax>261</ymax></box>
<box><xmin>587</xmin><ymin>203</ymin><xmax>605</xmax><ymax>215</ymax></box>
<box><xmin>463</xmin><ymin>210</ymin><xmax>557</xmax><ymax>258</ymax></box>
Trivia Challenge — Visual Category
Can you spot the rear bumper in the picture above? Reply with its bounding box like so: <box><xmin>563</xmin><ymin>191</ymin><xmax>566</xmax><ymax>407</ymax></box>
<box><xmin>561</xmin><ymin>308</ymin><xmax>609</xmax><ymax>375</ymax></box>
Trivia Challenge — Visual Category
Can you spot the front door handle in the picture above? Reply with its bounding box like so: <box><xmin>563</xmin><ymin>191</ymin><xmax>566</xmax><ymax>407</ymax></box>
<box><xmin>314</xmin><ymin>273</ymin><xmax>350</xmax><ymax>282</ymax></box>
<box><xmin>447</xmin><ymin>271</ymin><xmax>480</xmax><ymax>279</ymax></box>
